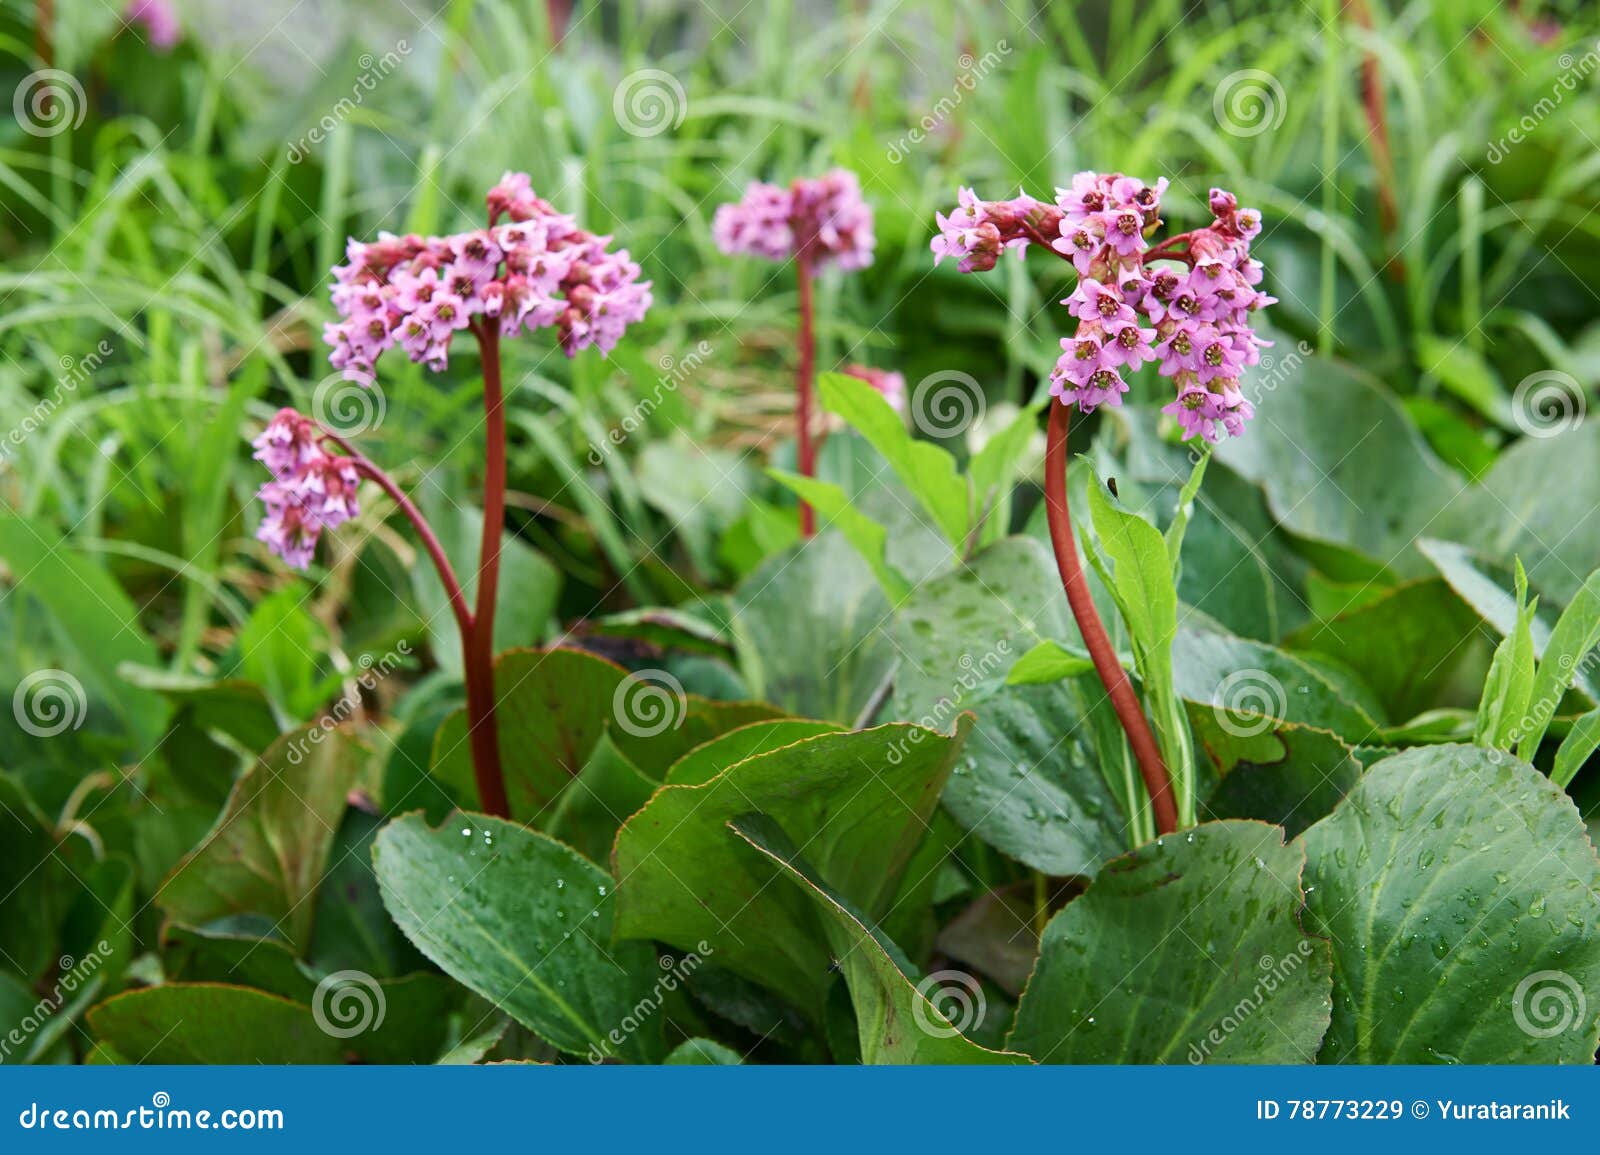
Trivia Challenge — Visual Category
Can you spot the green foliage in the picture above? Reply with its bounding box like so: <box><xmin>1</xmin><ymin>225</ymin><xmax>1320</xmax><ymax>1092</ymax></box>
<box><xmin>5</xmin><ymin>0</ymin><xmax>1600</xmax><ymax>1069</ymax></box>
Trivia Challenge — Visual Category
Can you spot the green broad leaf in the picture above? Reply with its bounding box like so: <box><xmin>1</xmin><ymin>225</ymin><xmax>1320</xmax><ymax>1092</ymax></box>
<box><xmin>1285</xmin><ymin>579</ymin><xmax>1480</xmax><ymax>722</ymax></box>
<box><xmin>818</xmin><ymin>371</ymin><xmax>970</xmax><ymax>547</ymax></box>
<box><xmin>1476</xmin><ymin>560</ymin><xmax>1538</xmax><ymax>750</ymax></box>
<box><xmin>728</xmin><ymin>816</ymin><xmax>1029</xmax><ymax>1065</ymax></box>
<box><xmin>1301</xmin><ymin>744</ymin><xmax>1600</xmax><ymax>1063</ymax></box>
<box><xmin>1215</xmin><ymin>357</ymin><xmax>1468</xmax><ymax>572</ymax></box>
<box><xmin>0</xmin><ymin>774</ymin><xmax>69</xmax><ymax>983</ymax></box>
<box><xmin>1194</xmin><ymin>714</ymin><xmax>1365</xmax><ymax>838</ymax></box>
<box><xmin>612</xmin><ymin>722</ymin><xmax>972</xmax><ymax>1018</ymax></box>
<box><xmin>1435</xmin><ymin>421</ymin><xmax>1600</xmax><ymax>606</ymax></box>
<box><xmin>1008</xmin><ymin>821</ymin><xmax>1331</xmax><ymax>1064</ymax></box>
<box><xmin>663</xmin><ymin>1038</ymin><xmax>743</xmax><ymax>1064</ymax></box>
<box><xmin>0</xmin><ymin>515</ymin><xmax>165</xmax><ymax>748</ymax></box>
<box><xmin>890</xmin><ymin>536</ymin><xmax>1130</xmax><ymax>875</ymax></box>
<box><xmin>157</xmin><ymin>726</ymin><xmax>363</xmax><ymax>955</ymax></box>
<box><xmin>637</xmin><ymin>439</ymin><xmax>759</xmax><ymax>580</ymax></box>
<box><xmin>1005</xmin><ymin>640</ymin><xmax>1094</xmax><ymax>686</ymax></box>
<box><xmin>575</xmin><ymin>607</ymin><xmax>730</xmax><ymax>657</ymax></box>
<box><xmin>429</xmin><ymin>648</ymin><xmax>627</xmax><ymax>819</ymax></box>
<box><xmin>307</xmin><ymin>808</ymin><xmax>427</xmax><ymax>979</ymax></box>
<box><xmin>373</xmin><ymin>812</ymin><xmax>665</xmax><ymax>1063</ymax></box>
<box><xmin>230</xmin><ymin>584</ymin><xmax>336</xmax><ymax>722</ymax></box>
<box><xmin>87</xmin><ymin>977</ymin><xmax>459</xmax><ymax>1064</ymax></box>
<box><xmin>663</xmin><ymin>719</ymin><xmax>844</xmax><ymax>786</ymax></box>
<box><xmin>728</xmin><ymin>531</ymin><xmax>895</xmax><ymax>724</ymax></box>
<box><xmin>416</xmin><ymin>506</ymin><xmax>563</xmax><ymax>678</ymax></box>
<box><xmin>1173</xmin><ymin>628</ymin><xmax>1384</xmax><ymax>743</ymax></box>
<box><xmin>116</xmin><ymin>668</ymin><xmax>280</xmax><ymax>753</ymax></box>
<box><xmin>1554</xmin><ymin>707</ymin><xmax>1600</xmax><ymax>789</ymax></box>
<box><xmin>1417</xmin><ymin>333</ymin><xmax>1515</xmax><ymax>428</ymax></box>
<box><xmin>162</xmin><ymin>927</ymin><xmax>318</xmax><ymax>1002</ymax></box>
<box><xmin>967</xmin><ymin>405</ymin><xmax>1038</xmax><ymax>501</ymax></box>
<box><xmin>543</xmin><ymin>733</ymin><xmax>659</xmax><ymax>866</ymax></box>
<box><xmin>767</xmin><ymin>468</ymin><xmax>911</xmax><ymax>600</ymax></box>
<box><xmin>1518</xmin><ymin>566</ymin><xmax>1600</xmax><ymax>760</ymax></box>
<box><xmin>614</xmin><ymin>697</ymin><xmax>784</xmax><ymax>778</ymax></box>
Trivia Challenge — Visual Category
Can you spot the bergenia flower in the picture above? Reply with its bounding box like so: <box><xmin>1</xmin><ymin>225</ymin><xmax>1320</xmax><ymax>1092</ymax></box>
<box><xmin>932</xmin><ymin>174</ymin><xmax>1271</xmax><ymax>442</ymax></box>
<box><xmin>714</xmin><ymin>169</ymin><xmax>875</xmax><ymax>270</ymax></box>
<box><xmin>251</xmin><ymin>408</ymin><xmax>359</xmax><ymax>569</ymax></box>
<box><xmin>125</xmin><ymin>0</ymin><xmax>180</xmax><ymax>49</ymax></box>
<box><xmin>324</xmin><ymin>171</ymin><xmax>651</xmax><ymax>384</ymax></box>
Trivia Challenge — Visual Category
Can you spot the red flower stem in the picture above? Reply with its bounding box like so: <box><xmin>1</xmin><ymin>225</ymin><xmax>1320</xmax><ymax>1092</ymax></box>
<box><xmin>461</xmin><ymin>322</ymin><xmax>510</xmax><ymax>819</ymax></box>
<box><xmin>794</xmin><ymin>250</ymin><xmax>817</xmax><ymax>538</ymax></box>
<box><xmin>321</xmin><ymin>433</ymin><xmax>473</xmax><ymax>641</ymax></box>
<box><xmin>1044</xmin><ymin>401</ymin><xmax>1178</xmax><ymax>836</ymax></box>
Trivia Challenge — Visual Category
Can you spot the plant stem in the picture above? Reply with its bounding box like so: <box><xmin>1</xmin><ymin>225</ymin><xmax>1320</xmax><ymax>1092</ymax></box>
<box><xmin>1043</xmin><ymin>401</ymin><xmax>1178</xmax><ymax>836</ymax></box>
<box><xmin>328</xmin><ymin>441</ymin><xmax>473</xmax><ymax>642</ymax></box>
<box><xmin>794</xmin><ymin>250</ymin><xmax>817</xmax><ymax>538</ymax></box>
<box><xmin>463</xmin><ymin>323</ymin><xmax>510</xmax><ymax>819</ymax></box>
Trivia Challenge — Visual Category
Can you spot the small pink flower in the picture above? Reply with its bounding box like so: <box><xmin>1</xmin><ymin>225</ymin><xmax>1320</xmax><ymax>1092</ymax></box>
<box><xmin>251</xmin><ymin>411</ymin><xmax>362</xmax><ymax>570</ymax></box>
<box><xmin>843</xmin><ymin>364</ymin><xmax>906</xmax><ymax>412</ymax></box>
<box><xmin>716</xmin><ymin>169</ymin><xmax>875</xmax><ymax>271</ymax></box>
<box><xmin>125</xmin><ymin>0</ymin><xmax>180</xmax><ymax>50</ymax></box>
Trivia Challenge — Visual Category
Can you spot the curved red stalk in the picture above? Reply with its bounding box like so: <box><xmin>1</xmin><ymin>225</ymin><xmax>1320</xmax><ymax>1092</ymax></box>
<box><xmin>1044</xmin><ymin>401</ymin><xmax>1178</xmax><ymax>836</ymax></box>
<box><xmin>794</xmin><ymin>250</ymin><xmax>817</xmax><ymax>537</ymax></box>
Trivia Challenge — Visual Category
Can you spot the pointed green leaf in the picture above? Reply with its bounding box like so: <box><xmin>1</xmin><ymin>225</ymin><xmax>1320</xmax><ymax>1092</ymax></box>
<box><xmin>373</xmin><ymin>812</ymin><xmax>664</xmax><ymax>1062</ymax></box>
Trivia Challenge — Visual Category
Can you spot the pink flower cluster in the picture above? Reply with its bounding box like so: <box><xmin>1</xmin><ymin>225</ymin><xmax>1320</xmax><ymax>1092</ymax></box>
<box><xmin>125</xmin><ymin>0</ymin><xmax>180</xmax><ymax>49</ymax></box>
<box><xmin>933</xmin><ymin>174</ymin><xmax>1272</xmax><ymax>442</ymax></box>
<box><xmin>713</xmin><ymin>169</ymin><xmax>875</xmax><ymax>270</ymax></box>
<box><xmin>251</xmin><ymin>409</ymin><xmax>360</xmax><ymax>570</ymax></box>
<box><xmin>325</xmin><ymin>172</ymin><xmax>651</xmax><ymax>385</ymax></box>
